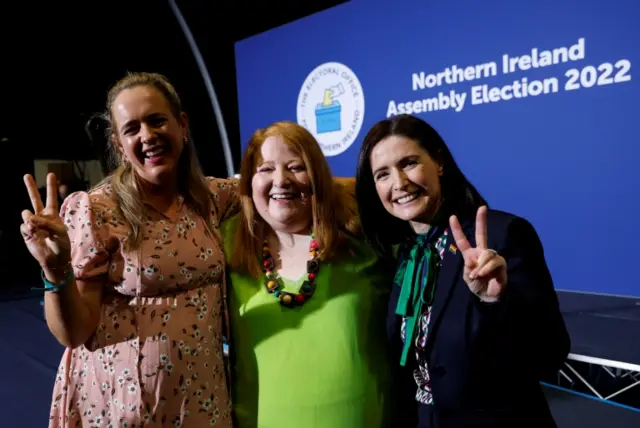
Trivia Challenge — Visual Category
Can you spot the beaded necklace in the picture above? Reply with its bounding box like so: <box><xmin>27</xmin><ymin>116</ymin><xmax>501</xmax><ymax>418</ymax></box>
<box><xmin>262</xmin><ymin>233</ymin><xmax>319</xmax><ymax>307</ymax></box>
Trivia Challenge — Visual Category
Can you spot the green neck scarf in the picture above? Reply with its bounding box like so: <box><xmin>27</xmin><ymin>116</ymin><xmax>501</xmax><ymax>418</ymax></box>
<box><xmin>394</xmin><ymin>209</ymin><xmax>446</xmax><ymax>367</ymax></box>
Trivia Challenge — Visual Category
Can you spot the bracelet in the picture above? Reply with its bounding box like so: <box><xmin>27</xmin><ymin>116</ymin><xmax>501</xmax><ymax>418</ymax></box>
<box><xmin>31</xmin><ymin>267</ymin><xmax>74</xmax><ymax>293</ymax></box>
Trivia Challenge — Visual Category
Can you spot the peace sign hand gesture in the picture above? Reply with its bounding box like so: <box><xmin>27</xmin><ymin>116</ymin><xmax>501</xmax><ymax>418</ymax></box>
<box><xmin>449</xmin><ymin>206</ymin><xmax>507</xmax><ymax>302</ymax></box>
<box><xmin>20</xmin><ymin>173</ymin><xmax>71</xmax><ymax>281</ymax></box>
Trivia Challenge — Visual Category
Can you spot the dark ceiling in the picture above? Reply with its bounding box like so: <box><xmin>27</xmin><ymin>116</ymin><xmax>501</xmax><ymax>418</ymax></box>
<box><xmin>0</xmin><ymin>0</ymin><xmax>346</xmax><ymax>176</ymax></box>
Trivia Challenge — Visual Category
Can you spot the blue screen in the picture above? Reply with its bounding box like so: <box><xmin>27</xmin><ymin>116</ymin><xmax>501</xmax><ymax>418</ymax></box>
<box><xmin>235</xmin><ymin>0</ymin><xmax>640</xmax><ymax>297</ymax></box>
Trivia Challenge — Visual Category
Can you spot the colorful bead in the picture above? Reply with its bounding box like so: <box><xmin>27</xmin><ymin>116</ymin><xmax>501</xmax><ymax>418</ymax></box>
<box><xmin>262</xmin><ymin>232</ymin><xmax>320</xmax><ymax>308</ymax></box>
<box><xmin>282</xmin><ymin>294</ymin><xmax>293</xmax><ymax>305</ymax></box>
<box><xmin>307</xmin><ymin>260</ymin><xmax>319</xmax><ymax>273</ymax></box>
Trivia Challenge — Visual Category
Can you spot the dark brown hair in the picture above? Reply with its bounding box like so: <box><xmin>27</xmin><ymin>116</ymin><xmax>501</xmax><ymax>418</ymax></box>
<box><xmin>356</xmin><ymin>114</ymin><xmax>487</xmax><ymax>255</ymax></box>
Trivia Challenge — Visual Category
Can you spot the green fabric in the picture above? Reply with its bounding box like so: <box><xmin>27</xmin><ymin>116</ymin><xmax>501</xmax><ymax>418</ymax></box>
<box><xmin>222</xmin><ymin>215</ymin><xmax>392</xmax><ymax>428</ymax></box>
<box><xmin>394</xmin><ymin>235</ymin><xmax>438</xmax><ymax>366</ymax></box>
<box><xmin>393</xmin><ymin>205</ymin><xmax>447</xmax><ymax>367</ymax></box>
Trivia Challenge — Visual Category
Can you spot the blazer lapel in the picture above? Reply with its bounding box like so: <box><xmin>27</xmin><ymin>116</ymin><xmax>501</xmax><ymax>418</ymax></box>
<box><xmin>427</xmin><ymin>227</ymin><xmax>464</xmax><ymax>346</ymax></box>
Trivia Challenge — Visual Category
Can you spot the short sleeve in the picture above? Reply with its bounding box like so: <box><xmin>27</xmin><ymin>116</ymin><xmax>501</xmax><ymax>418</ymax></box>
<box><xmin>206</xmin><ymin>177</ymin><xmax>241</xmax><ymax>224</ymax></box>
<box><xmin>60</xmin><ymin>191</ymin><xmax>113</xmax><ymax>282</ymax></box>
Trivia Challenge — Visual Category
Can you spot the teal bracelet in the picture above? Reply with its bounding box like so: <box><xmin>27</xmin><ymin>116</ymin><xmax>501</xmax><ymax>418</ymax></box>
<box><xmin>31</xmin><ymin>269</ymin><xmax>74</xmax><ymax>293</ymax></box>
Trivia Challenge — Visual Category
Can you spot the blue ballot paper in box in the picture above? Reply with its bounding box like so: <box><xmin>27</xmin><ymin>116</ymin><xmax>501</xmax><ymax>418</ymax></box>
<box><xmin>315</xmin><ymin>83</ymin><xmax>345</xmax><ymax>134</ymax></box>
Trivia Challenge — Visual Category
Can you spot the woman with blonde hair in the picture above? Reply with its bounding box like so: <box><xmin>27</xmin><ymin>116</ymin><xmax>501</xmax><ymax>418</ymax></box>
<box><xmin>221</xmin><ymin>121</ymin><xmax>392</xmax><ymax>428</ymax></box>
<box><xmin>20</xmin><ymin>72</ymin><xmax>239</xmax><ymax>427</ymax></box>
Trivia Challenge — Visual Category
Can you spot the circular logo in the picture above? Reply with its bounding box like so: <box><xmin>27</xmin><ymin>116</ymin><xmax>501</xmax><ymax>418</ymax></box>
<box><xmin>296</xmin><ymin>62</ymin><xmax>365</xmax><ymax>157</ymax></box>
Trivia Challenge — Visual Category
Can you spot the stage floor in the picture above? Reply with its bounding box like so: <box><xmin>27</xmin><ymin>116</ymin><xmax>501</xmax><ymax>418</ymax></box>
<box><xmin>558</xmin><ymin>290</ymin><xmax>640</xmax><ymax>367</ymax></box>
<box><xmin>543</xmin><ymin>384</ymin><xmax>639</xmax><ymax>427</ymax></box>
<box><xmin>0</xmin><ymin>295</ymin><xmax>63</xmax><ymax>428</ymax></box>
<box><xmin>1</xmin><ymin>292</ymin><xmax>639</xmax><ymax>427</ymax></box>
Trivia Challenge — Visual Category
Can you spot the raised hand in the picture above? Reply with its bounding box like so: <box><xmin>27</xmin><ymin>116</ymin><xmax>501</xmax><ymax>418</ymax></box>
<box><xmin>449</xmin><ymin>206</ymin><xmax>507</xmax><ymax>302</ymax></box>
<box><xmin>20</xmin><ymin>173</ymin><xmax>71</xmax><ymax>281</ymax></box>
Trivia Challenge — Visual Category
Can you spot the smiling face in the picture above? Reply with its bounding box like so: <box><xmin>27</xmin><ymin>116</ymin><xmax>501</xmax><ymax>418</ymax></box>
<box><xmin>251</xmin><ymin>135</ymin><xmax>312</xmax><ymax>233</ymax></box>
<box><xmin>111</xmin><ymin>85</ymin><xmax>188</xmax><ymax>185</ymax></box>
<box><xmin>370</xmin><ymin>135</ymin><xmax>443</xmax><ymax>229</ymax></box>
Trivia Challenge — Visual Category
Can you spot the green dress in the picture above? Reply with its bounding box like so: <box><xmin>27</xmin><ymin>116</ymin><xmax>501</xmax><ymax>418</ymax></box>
<box><xmin>221</xmin><ymin>215</ymin><xmax>392</xmax><ymax>428</ymax></box>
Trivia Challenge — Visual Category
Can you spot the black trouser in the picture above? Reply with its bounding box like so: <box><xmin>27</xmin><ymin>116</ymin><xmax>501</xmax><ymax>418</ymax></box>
<box><xmin>418</xmin><ymin>404</ymin><xmax>440</xmax><ymax>428</ymax></box>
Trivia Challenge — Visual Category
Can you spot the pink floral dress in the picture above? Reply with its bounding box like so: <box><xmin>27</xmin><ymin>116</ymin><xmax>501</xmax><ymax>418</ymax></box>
<box><xmin>48</xmin><ymin>177</ymin><xmax>239</xmax><ymax>428</ymax></box>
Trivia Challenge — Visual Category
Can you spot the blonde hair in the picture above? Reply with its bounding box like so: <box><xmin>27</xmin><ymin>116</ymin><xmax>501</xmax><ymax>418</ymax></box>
<box><xmin>95</xmin><ymin>72</ymin><xmax>212</xmax><ymax>250</ymax></box>
<box><xmin>230</xmin><ymin>121</ymin><xmax>360</xmax><ymax>278</ymax></box>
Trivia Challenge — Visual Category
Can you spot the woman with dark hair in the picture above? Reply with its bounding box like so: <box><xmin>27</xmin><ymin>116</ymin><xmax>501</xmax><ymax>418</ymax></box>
<box><xmin>355</xmin><ymin>114</ymin><xmax>570</xmax><ymax>428</ymax></box>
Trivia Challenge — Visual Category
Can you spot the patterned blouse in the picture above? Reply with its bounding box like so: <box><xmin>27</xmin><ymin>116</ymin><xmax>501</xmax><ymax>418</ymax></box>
<box><xmin>400</xmin><ymin>229</ymin><xmax>449</xmax><ymax>405</ymax></box>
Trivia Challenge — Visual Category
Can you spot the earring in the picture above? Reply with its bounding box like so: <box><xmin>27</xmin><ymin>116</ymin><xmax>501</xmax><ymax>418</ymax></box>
<box><xmin>183</xmin><ymin>137</ymin><xmax>188</xmax><ymax>144</ymax></box>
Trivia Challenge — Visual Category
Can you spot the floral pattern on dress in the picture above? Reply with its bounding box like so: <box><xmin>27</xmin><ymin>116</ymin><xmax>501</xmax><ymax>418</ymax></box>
<box><xmin>48</xmin><ymin>177</ymin><xmax>240</xmax><ymax>428</ymax></box>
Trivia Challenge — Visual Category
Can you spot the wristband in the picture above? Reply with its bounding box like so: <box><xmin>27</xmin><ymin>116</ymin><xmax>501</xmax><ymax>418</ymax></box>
<box><xmin>32</xmin><ymin>267</ymin><xmax>74</xmax><ymax>293</ymax></box>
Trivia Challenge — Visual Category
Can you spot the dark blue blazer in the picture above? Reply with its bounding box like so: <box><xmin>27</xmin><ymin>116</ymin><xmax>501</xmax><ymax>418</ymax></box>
<box><xmin>388</xmin><ymin>209</ymin><xmax>570</xmax><ymax>428</ymax></box>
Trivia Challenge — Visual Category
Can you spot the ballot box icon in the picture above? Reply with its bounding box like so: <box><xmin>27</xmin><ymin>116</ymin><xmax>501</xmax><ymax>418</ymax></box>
<box><xmin>315</xmin><ymin>83</ymin><xmax>345</xmax><ymax>134</ymax></box>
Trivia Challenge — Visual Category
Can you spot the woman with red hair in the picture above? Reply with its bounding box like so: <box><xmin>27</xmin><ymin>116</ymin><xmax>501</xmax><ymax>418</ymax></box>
<box><xmin>221</xmin><ymin>121</ymin><xmax>392</xmax><ymax>428</ymax></box>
